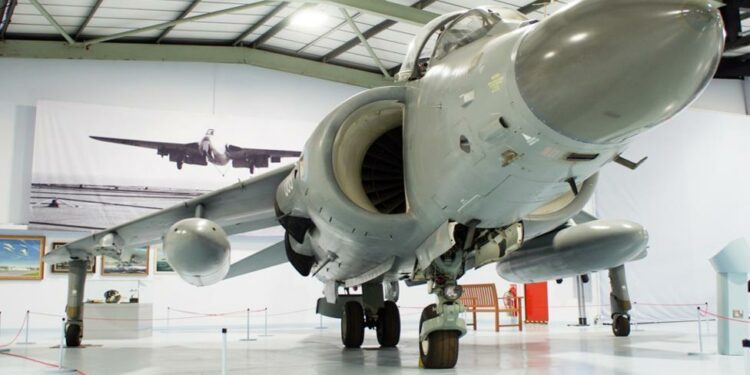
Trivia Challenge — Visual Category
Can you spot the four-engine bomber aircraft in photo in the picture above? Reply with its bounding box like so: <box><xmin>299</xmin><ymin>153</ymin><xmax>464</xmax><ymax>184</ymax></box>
<box><xmin>47</xmin><ymin>0</ymin><xmax>724</xmax><ymax>369</ymax></box>
<box><xmin>91</xmin><ymin>129</ymin><xmax>301</xmax><ymax>173</ymax></box>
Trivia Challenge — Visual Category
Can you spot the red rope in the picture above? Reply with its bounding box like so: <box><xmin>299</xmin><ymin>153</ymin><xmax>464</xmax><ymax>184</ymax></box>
<box><xmin>0</xmin><ymin>351</ymin><xmax>87</xmax><ymax>375</ymax></box>
<box><xmin>27</xmin><ymin>306</ymin><xmax>302</xmax><ymax>322</ymax></box>
<box><xmin>633</xmin><ymin>302</ymin><xmax>707</xmax><ymax>307</ymax></box>
<box><xmin>0</xmin><ymin>314</ymin><xmax>27</xmax><ymax>348</ymax></box>
<box><xmin>699</xmin><ymin>307</ymin><xmax>750</xmax><ymax>324</ymax></box>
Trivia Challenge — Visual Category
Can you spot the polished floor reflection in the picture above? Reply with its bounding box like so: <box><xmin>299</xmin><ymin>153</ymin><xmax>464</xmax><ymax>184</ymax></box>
<box><xmin>0</xmin><ymin>322</ymin><xmax>743</xmax><ymax>374</ymax></box>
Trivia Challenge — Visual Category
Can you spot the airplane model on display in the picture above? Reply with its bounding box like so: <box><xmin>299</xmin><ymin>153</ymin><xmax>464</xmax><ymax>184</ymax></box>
<box><xmin>91</xmin><ymin>129</ymin><xmax>301</xmax><ymax>173</ymax></box>
<box><xmin>47</xmin><ymin>0</ymin><xmax>724</xmax><ymax>369</ymax></box>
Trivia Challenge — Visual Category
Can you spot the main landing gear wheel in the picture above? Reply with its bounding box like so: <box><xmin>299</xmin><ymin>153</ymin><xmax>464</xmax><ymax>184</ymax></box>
<box><xmin>612</xmin><ymin>315</ymin><xmax>631</xmax><ymax>337</ymax></box>
<box><xmin>419</xmin><ymin>304</ymin><xmax>459</xmax><ymax>369</ymax></box>
<box><xmin>376</xmin><ymin>301</ymin><xmax>400</xmax><ymax>347</ymax></box>
<box><xmin>65</xmin><ymin>324</ymin><xmax>82</xmax><ymax>347</ymax></box>
<box><xmin>341</xmin><ymin>301</ymin><xmax>365</xmax><ymax>348</ymax></box>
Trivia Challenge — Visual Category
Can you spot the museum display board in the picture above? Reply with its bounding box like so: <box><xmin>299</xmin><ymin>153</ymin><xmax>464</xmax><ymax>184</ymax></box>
<box><xmin>29</xmin><ymin>100</ymin><xmax>313</xmax><ymax>232</ymax></box>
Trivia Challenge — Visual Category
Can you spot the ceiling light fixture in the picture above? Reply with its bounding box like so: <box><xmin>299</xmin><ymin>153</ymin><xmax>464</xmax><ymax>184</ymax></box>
<box><xmin>291</xmin><ymin>9</ymin><xmax>328</xmax><ymax>28</ymax></box>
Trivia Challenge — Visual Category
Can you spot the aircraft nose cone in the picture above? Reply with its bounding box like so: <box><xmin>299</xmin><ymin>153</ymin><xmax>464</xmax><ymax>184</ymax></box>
<box><xmin>514</xmin><ymin>0</ymin><xmax>724</xmax><ymax>144</ymax></box>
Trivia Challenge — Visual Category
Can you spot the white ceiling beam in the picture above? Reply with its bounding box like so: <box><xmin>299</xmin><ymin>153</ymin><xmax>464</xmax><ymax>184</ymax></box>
<box><xmin>0</xmin><ymin>40</ymin><xmax>396</xmax><ymax>88</ymax></box>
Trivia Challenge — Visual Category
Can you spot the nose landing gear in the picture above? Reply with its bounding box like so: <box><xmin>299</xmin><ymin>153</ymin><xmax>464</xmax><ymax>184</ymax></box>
<box><xmin>418</xmin><ymin>249</ymin><xmax>468</xmax><ymax>369</ymax></box>
<box><xmin>419</xmin><ymin>303</ymin><xmax>461</xmax><ymax>368</ymax></box>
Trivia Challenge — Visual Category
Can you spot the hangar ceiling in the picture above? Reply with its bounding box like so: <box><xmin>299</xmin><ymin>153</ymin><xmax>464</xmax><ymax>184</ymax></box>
<box><xmin>0</xmin><ymin>0</ymin><xmax>746</xmax><ymax>86</ymax></box>
<box><xmin>0</xmin><ymin>0</ymin><xmax>569</xmax><ymax>87</ymax></box>
<box><xmin>717</xmin><ymin>0</ymin><xmax>750</xmax><ymax>78</ymax></box>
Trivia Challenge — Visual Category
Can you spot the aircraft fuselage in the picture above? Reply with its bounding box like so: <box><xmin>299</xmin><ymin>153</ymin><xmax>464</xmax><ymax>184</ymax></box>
<box><xmin>275</xmin><ymin>0</ymin><xmax>723</xmax><ymax>292</ymax></box>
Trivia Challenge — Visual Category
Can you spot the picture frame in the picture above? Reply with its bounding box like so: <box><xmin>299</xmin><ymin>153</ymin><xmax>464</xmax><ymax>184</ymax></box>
<box><xmin>154</xmin><ymin>244</ymin><xmax>174</xmax><ymax>273</ymax></box>
<box><xmin>101</xmin><ymin>246</ymin><xmax>150</xmax><ymax>276</ymax></box>
<box><xmin>49</xmin><ymin>242</ymin><xmax>96</xmax><ymax>274</ymax></box>
<box><xmin>0</xmin><ymin>235</ymin><xmax>45</xmax><ymax>280</ymax></box>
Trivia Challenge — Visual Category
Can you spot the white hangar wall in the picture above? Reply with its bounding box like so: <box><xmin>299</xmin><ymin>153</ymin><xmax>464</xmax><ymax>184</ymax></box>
<box><xmin>0</xmin><ymin>57</ymin><xmax>745</xmax><ymax>330</ymax></box>
<box><xmin>595</xmin><ymin>80</ymin><xmax>750</xmax><ymax>322</ymax></box>
<box><xmin>0</xmin><ymin>58</ymin><xmax>364</xmax><ymax>331</ymax></box>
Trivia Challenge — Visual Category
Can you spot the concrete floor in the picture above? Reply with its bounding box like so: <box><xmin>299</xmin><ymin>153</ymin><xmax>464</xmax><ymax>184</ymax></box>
<box><xmin>0</xmin><ymin>322</ymin><xmax>744</xmax><ymax>374</ymax></box>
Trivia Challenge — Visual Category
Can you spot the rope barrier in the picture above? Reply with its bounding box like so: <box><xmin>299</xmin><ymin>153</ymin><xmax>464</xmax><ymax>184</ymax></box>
<box><xmin>168</xmin><ymin>308</ymin><xmax>259</xmax><ymax>316</ymax></box>
<box><xmin>23</xmin><ymin>306</ymin><xmax>309</xmax><ymax>323</ymax></box>
<box><xmin>10</xmin><ymin>301</ymin><xmax>732</xmax><ymax>326</ymax></box>
<box><xmin>0</xmin><ymin>314</ymin><xmax>27</xmax><ymax>348</ymax></box>
<box><xmin>699</xmin><ymin>307</ymin><xmax>750</xmax><ymax>324</ymax></box>
<box><xmin>633</xmin><ymin>302</ymin><xmax>707</xmax><ymax>308</ymax></box>
<box><xmin>0</xmin><ymin>351</ymin><xmax>87</xmax><ymax>375</ymax></box>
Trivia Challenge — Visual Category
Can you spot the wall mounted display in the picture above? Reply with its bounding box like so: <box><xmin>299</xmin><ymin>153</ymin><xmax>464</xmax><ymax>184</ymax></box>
<box><xmin>30</xmin><ymin>100</ymin><xmax>306</xmax><ymax>233</ymax></box>
<box><xmin>101</xmin><ymin>247</ymin><xmax>150</xmax><ymax>276</ymax></box>
<box><xmin>0</xmin><ymin>235</ymin><xmax>45</xmax><ymax>280</ymax></box>
<box><xmin>154</xmin><ymin>244</ymin><xmax>174</xmax><ymax>273</ymax></box>
<box><xmin>49</xmin><ymin>242</ymin><xmax>96</xmax><ymax>273</ymax></box>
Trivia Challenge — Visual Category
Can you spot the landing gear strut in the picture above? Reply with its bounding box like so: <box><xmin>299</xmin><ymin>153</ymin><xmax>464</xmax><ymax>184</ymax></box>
<box><xmin>418</xmin><ymin>247</ymin><xmax>467</xmax><ymax>369</ymax></box>
<box><xmin>65</xmin><ymin>259</ymin><xmax>88</xmax><ymax>347</ymax></box>
<box><xmin>609</xmin><ymin>264</ymin><xmax>632</xmax><ymax>337</ymax></box>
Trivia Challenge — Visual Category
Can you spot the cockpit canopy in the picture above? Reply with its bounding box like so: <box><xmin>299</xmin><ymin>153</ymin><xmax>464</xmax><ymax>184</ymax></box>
<box><xmin>396</xmin><ymin>7</ymin><xmax>534</xmax><ymax>82</ymax></box>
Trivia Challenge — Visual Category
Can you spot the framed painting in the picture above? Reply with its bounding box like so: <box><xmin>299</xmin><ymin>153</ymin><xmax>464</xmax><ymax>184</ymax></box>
<box><xmin>0</xmin><ymin>235</ymin><xmax>45</xmax><ymax>280</ymax></box>
<box><xmin>101</xmin><ymin>246</ymin><xmax>150</xmax><ymax>276</ymax></box>
<box><xmin>154</xmin><ymin>244</ymin><xmax>174</xmax><ymax>273</ymax></box>
<box><xmin>49</xmin><ymin>242</ymin><xmax>96</xmax><ymax>273</ymax></box>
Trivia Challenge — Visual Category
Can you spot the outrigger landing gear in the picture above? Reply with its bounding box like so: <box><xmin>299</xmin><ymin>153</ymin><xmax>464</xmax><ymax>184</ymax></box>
<box><xmin>419</xmin><ymin>248</ymin><xmax>467</xmax><ymax>369</ymax></box>
<box><xmin>65</xmin><ymin>259</ymin><xmax>88</xmax><ymax>347</ymax></box>
<box><xmin>339</xmin><ymin>282</ymin><xmax>401</xmax><ymax>348</ymax></box>
<box><xmin>608</xmin><ymin>264</ymin><xmax>632</xmax><ymax>337</ymax></box>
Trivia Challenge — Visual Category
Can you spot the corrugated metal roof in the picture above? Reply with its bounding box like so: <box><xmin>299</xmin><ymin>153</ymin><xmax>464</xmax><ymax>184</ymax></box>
<box><xmin>2</xmin><ymin>0</ymin><xmax>571</xmax><ymax>74</ymax></box>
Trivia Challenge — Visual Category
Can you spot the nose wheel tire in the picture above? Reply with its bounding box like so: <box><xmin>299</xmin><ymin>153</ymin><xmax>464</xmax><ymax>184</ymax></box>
<box><xmin>419</xmin><ymin>304</ymin><xmax>459</xmax><ymax>369</ymax></box>
<box><xmin>341</xmin><ymin>301</ymin><xmax>365</xmax><ymax>348</ymax></box>
<box><xmin>65</xmin><ymin>324</ymin><xmax>82</xmax><ymax>347</ymax></box>
<box><xmin>612</xmin><ymin>315</ymin><xmax>631</xmax><ymax>337</ymax></box>
<box><xmin>376</xmin><ymin>300</ymin><xmax>401</xmax><ymax>347</ymax></box>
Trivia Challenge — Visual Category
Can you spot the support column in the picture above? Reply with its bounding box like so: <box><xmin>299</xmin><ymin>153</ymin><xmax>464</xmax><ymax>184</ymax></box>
<box><xmin>65</xmin><ymin>259</ymin><xmax>87</xmax><ymax>347</ymax></box>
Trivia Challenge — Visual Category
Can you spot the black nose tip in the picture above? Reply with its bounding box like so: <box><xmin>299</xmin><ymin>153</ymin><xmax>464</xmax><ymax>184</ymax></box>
<box><xmin>514</xmin><ymin>0</ymin><xmax>724</xmax><ymax>144</ymax></box>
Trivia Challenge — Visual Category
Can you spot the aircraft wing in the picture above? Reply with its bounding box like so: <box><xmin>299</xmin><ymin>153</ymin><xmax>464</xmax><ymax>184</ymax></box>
<box><xmin>225</xmin><ymin>145</ymin><xmax>301</xmax><ymax>171</ymax></box>
<box><xmin>90</xmin><ymin>136</ymin><xmax>206</xmax><ymax>167</ymax></box>
<box><xmin>224</xmin><ymin>240</ymin><xmax>287</xmax><ymax>280</ymax></box>
<box><xmin>45</xmin><ymin>164</ymin><xmax>293</xmax><ymax>264</ymax></box>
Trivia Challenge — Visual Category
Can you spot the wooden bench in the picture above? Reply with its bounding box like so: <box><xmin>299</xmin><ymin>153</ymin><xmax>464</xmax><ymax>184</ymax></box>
<box><xmin>459</xmin><ymin>283</ymin><xmax>523</xmax><ymax>332</ymax></box>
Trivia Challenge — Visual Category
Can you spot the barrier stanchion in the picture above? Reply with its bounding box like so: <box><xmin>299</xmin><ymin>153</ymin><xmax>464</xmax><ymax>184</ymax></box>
<box><xmin>688</xmin><ymin>306</ymin><xmax>706</xmax><ymax>356</ymax></box>
<box><xmin>221</xmin><ymin>328</ymin><xmax>228</xmax><ymax>375</ymax></box>
<box><xmin>704</xmin><ymin>302</ymin><xmax>710</xmax><ymax>335</ymax></box>
<box><xmin>240</xmin><ymin>308</ymin><xmax>256</xmax><ymax>342</ymax></box>
<box><xmin>166</xmin><ymin>307</ymin><xmax>170</xmax><ymax>333</ymax></box>
<box><xmin>261</xmin><ymin>308</ymin><xmax>271</xmax><ymax>337</ymax></box>
<box><xmin>58</xmin><ymin>318</ymin><xmax>65</xmax><ymax>368</ymax></box>
<box><xmin>18</xmin><ymin>310</ymin><xmax>34</xmax><ymax>345</ymax></box>
<box><xmin>315</xmin><ymin>314</ymin><xmax>326</xmax><ymax>330</ymax></box>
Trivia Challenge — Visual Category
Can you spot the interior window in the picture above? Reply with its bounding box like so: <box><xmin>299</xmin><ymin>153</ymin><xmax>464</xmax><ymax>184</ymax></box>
<box><xmin>433</xmin><ymin>12</ymin><xmax>495</xmax><ymax>62</ymax></box>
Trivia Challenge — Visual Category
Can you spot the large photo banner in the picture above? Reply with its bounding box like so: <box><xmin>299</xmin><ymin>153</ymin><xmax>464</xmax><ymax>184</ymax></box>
<box><xmin>30</xmin><ymin>100</ymin><xmax>311</xmax><ymax>232</ymax></box>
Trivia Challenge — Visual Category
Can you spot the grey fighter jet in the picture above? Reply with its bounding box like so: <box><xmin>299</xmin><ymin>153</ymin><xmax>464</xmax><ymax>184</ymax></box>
<box><xmin>91</xmin><ymin>129</ymin><xmax>301</xmax><ymax>173</ymax></box>
<box><xmin>46</xmin><ymin>0</ymin><xmax>724</xmax><ymax>369</ymax></box>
